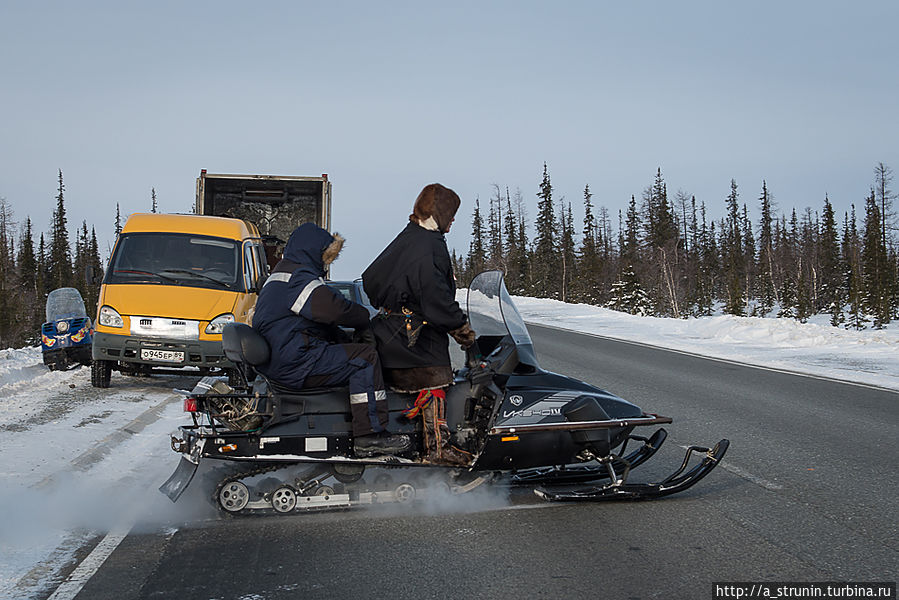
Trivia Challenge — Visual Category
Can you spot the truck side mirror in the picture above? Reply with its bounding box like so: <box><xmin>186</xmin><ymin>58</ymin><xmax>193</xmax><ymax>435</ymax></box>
<box><xmin>85</xmin><ymin>265</ymin><xmax>101</xmax><ymax>286</ymax></box>
<box><xmin>252</xmin><ymin>274</ymin><xmax>267</xmax><ymax>293</ymax></box>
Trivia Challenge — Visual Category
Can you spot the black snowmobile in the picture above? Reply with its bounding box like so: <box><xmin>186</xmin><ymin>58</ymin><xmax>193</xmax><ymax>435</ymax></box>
<box><xmin>160</xmin><ymin>270</ymin><xmax>729</xmax><ymax>514</ymax></box>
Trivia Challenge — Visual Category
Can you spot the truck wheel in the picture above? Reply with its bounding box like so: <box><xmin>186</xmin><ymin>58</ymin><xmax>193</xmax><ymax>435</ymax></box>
<box><xmin>91</xmin><ymin>360</ymin><xmax>112</xmax><ymax>388</ymax></box>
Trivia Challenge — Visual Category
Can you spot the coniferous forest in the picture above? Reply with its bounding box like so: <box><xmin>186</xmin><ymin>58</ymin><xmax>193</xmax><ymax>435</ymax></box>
<box><xmin>0</xmin><ymin>171</ymin><xmax>104</xmax><ymax>348</ymax></box>
<box><xmin>453</xmin><ymin>163</ymin><xmax>898</xmax><ymax>332</ymax></box>
<box><xmin>1</xmin><ymin>164</ymin><xmax>897</xmax><ymax>350</ymax></box>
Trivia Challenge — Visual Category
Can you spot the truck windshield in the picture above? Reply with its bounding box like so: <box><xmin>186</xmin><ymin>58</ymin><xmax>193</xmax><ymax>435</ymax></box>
<box><xmin>105</xmin><ymin>233</ymin><xmax>242</xmax><ymax>291</ymax></box>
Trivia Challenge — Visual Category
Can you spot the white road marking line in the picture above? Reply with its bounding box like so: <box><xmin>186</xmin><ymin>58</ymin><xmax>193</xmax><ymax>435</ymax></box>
<box><xmin>718</xmin><ymin>461</ymin><xmax>783</xmax><ymax>491</ymax></box>
<box><xmin>675</xmin><ymin>444</ymin><xmax>783</xmax><ymax>491</ymax></box>
<box><xmin>45</xmin><ymin>526</ymin><xmax>131</xmax><ymax>600</ymax></box>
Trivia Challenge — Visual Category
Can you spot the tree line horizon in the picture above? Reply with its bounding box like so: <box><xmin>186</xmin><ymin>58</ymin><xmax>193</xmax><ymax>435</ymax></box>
<box><xmin>0</xmin><ymin>170</ymin><xmax>134</xmax><ymax>348</ymax></box>
<box><xmin>0</xmin><ymin>163</ymin><xmax>895</xmax><ymax>350</ymax></box>
<box><xmin>453</xmin><ymin>162</ymin><xmax>897</xmax><ymax>332</ymax></box>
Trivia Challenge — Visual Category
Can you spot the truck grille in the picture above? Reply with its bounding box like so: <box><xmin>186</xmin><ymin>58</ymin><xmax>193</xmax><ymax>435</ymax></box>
<box><xmin>130</xmin><ymin>316</ymin><xmax>200</xmax><ymax>340</ymax></box>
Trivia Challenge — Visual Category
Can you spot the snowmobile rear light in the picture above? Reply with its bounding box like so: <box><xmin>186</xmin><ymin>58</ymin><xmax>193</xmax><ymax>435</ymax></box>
<box><xmin>183</xmin><ymin>397</ymin><xmax>199</xmax><ymax>412</ymax></box>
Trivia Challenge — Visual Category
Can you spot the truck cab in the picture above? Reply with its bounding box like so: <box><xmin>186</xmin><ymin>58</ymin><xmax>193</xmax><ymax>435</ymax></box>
<box><xmin>91</xmin><ymin>213</ymin><xmax>269</xmax><ymax>387</ymax></box>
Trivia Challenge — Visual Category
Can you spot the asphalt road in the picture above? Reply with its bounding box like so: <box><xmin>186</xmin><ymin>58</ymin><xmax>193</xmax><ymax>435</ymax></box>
<box><xmin>59</xmin><ymin>325</ymin><xmax>898</xmax><ymax>600</ymax></box>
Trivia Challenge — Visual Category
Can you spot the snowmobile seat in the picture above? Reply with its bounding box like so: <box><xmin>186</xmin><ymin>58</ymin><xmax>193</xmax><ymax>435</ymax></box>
<box><xmin>222</xmin><ymin>322</ymin><xmax>269</xmax><ymax>384</ymax></box>
<box><xmin>222</xmin><ymin>323</ymin><xmax>364</xmax><ymax>424</ymax></box>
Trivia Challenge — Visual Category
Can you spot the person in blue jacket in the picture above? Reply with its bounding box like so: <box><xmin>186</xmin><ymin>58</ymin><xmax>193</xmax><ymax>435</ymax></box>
<box><xmin>252</xmin><ymin>223</ymin><xmax>411</xmax><ymax>457</ymax></box>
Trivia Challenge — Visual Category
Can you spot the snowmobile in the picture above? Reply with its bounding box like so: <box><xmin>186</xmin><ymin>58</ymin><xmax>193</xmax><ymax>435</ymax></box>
<box><xmin>41</xmin><ymin>287</ymin><xmax>94</xmax><ymax>371</ymax></box>
<box><xmin>160</xmin><ymin>270</ymin><xmax>729</xmax><ymax>514</ymax></box>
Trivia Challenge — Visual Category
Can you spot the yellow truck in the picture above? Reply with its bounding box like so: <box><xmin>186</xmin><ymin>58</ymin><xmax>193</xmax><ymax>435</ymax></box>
<box><xmin>90</xmin><ymin>172</ymin><xmax>331</xmax><ymax>387</ymax></box>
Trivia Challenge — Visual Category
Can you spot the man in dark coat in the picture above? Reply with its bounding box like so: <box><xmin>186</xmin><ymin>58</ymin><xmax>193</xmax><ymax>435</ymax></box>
<box><xmin>362</xmin><ymin>183</ymin><xmax>475</xmax><ymax>465</ymax></box>
<box><xmin>253</xmin><ymin>223</ymin><xmax>411</xmax><ymax>457</ymax></box>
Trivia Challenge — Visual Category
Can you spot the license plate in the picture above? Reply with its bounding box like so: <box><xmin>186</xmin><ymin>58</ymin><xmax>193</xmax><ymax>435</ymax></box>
<box><xmin>141</xmin><ymin>348</ymin><xmax>185</xmax><ymax>363</ymax></box>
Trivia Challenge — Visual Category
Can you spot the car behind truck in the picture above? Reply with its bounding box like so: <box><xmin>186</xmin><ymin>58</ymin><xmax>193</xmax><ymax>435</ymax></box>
<box><xmin>91</xmin><ymin>172</ymin><xmax>331</xmax><ymax>387</ymax></box>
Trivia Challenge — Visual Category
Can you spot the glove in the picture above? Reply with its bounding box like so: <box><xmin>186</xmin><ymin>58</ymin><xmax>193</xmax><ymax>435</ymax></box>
<box><xmin>449</xmin><ymin>322</ymin><xmax>476</xmax><ymax>349</ymax></box>
<box><xmin>354</xmin><ymin>323</ymin><xmax>376</xmax><ymax>346</ymax></box>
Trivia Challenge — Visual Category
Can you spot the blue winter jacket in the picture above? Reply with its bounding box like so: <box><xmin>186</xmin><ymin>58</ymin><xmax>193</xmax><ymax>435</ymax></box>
<box><xmin>252</xmin><ymin>223</ymin><xmax>369</xmax><ymax>389</ymax></box>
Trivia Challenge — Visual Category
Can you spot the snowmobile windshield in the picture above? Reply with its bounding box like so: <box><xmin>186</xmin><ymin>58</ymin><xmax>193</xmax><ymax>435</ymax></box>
<box><xmin>467</xmin><ymin>271</ymin><xmax>532</xmax><ymax>347</ymax></box>
<box><xmin>105</xmin><ymin>233</ymin><xmax>241</xmax><ymax>291</ymax></box>
<box><xmin>45</xmin><ymin>288</ymin><xmax>89</xmax><ymax>321</ymax></box>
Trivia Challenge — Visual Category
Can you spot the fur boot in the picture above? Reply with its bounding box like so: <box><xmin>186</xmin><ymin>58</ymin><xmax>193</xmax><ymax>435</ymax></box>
<box><xmin>418</xmin><ymin>390</ymin><xmax>471</xmax><ymax>466</ymax></box>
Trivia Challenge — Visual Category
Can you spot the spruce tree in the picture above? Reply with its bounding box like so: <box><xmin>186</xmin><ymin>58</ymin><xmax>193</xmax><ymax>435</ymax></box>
<box><xmin>0</xmin><ymin>200</ymin><xmax>16</xmax><ymax>346</ymax></box>
<box><xmin>862</xmin><ymin>189</ymin><xmax>890</xmax><ymax>327</ymax></box>
<box><xmin>844</xmin><ymin>206</ymin><xmax>868</xmax><ymax>329</ymax></box>
<box><xmin>513</xmin><ymin>188</ymin><xmax>530</xmax><ymax>294</ymax></box>
<box><xmin>873</xmin><ymin>163</ymin><xmax>897</xmax><ymax>316</ymax></box>
<box><xmin>696</xmin><ymin>202</ymin><xmax>717</xmax><ymax>315</ymax></box>
<box><xmin>559</xmin><ymin>200</ymin><xmax>576</xmax><ymax>302</ymax></box>
<box><xmin>17</xmin><ymin>217</ymin><xmax>40</xmax><ymax>343</ymax></box>
<box><xmin>532</xmin><ymin>163</ymin><xmax>558</xmax><ymax>298</ymax></box>
<box><xmin>644</xmin><ymin>168</ymin><xmax>677</xmax><ymax>249</ymax></box>
<box><xmin>777</xmin><ymin>211</ymin><xmax>800</xmax><ymax>319</ymax></box>
<box><xmin>793</xmin><ymin>209</ymin><xmax>818</xmax><ymax>322</ymax></box>
<box><xmin>73</xmin><ymin>221</ymin><xmax>89</xmax><ymax>293</ymax></box>
<box><xmin>621</xmin><ymin>195</ymin><xmax>640</xmax><ymax>266</ymax></box>
<box><xmin>502</xmin><ymin>189</ymin><xmax>519</xmax><ymax>290</ymax></box>
<box><xmin>874</xmin><ymin>163</ymin><xmax>893</xmax><ymax>254</ymax></box>
<box><xmin>115</xmin><ymin>203</ymin><xmax>122</xmax><ymax>236</ymax></box>
<box><xmin>578</xmin><ymin>184</ymin><xmax>601</xmax><ymax>303</ymax></box>
<box><xmin>86</xmin><ymin>227</ymin><xmax>103</xmax><ymax>316</ymax></box>
<box><xmin>723</xmin><ymin>180</ymin><xmax>745</xmax><ymax>316</ymax></box>
<box><xmin>48</xmin><ymin>170</ymin><xmax>73</xmax><ymax>291</ymax></box>
<box><xmin>819</xmin><ymin>196</ymin><xmax>841</xmax><ymax>320</ymax></box>
<box><xmin>467</xmin><ymin>197</ymin><xmax>486</xmax><ymax>279</ymax></box>
<box><xmin>606</xmin><ymin>265</ymin><xmax>651</xmax><ymax>316</ymax></box>
<box><xmin>485</xmin><ymin>185</ymin><xmax>503</xmax><ymax>269</ymax></box>
<box><xmin>757</xmin><ymin>181</ymin><xmax>777</xmax><ymax>315</ymax></box>
<box><xmin>151</xmin><ymin>187</ymin><xmax>158</xmax><ymax>213</ymax></box>
<box><xmin>37</xmin><ymin>233</ymin><xmax>48</xmax><ymax>305</ymax></box>
<box><xmin>742</xmin><ymin>204</ymin><xmax>756</xmax><ymax>310</ymax></box>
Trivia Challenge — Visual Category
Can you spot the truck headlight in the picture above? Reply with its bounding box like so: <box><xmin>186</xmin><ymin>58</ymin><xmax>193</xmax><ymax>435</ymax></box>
<box><xmin>205</xmin><ymin>313</ymin><xmax>235</xmax><ymax>334</ymax></box>
<box><xmin>99</xmin><ymin>306</ymin><xmax>124</xmax><ymax>328</ymax></box>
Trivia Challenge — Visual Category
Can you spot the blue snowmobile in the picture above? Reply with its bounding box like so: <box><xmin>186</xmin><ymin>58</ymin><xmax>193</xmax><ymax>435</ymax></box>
<box><xmin>41</xmin><ymin>287</ymin><xmax>93</xmax><ymax>371</ymax></box>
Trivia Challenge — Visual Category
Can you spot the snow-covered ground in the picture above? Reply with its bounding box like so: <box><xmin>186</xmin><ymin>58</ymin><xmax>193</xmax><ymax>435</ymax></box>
<box><xmin>1</xmin><ymin>300</ymin><xmax>897</xmax><ymax>599</ymax></box>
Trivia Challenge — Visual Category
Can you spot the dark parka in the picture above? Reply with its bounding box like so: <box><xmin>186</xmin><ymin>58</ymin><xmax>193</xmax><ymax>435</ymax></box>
<box><xmin>363</xmin><ymin>184</ymin><xmax>470</xmax><ymax>393</ymax></box>
<box><xmin>253</xmin><ymin>223</ymin><xmax>369</xmax><ymax>388</ymax></box>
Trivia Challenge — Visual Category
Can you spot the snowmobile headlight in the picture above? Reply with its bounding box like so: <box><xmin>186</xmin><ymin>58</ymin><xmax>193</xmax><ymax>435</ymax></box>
<box><xmin>205</xmin><ymin>313</ymin><xmax>235</xmax><ymax>335</ymax></box>
<box><xmin>56</xmin><ymin>320</ymin><xmax>70</xmax><ymax>333</ymax></box>
<box><xmin>99</xmin><ymin>305</ymin><xmax>124</xmax><ymax>328</ymax></box>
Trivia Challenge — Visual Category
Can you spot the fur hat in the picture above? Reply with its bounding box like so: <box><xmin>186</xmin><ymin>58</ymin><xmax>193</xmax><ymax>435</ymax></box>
<box><xmin>410</xmin><ymin>183</ymin><xmax>461</xmax><ymax>233</ymax></box>
<box><xmin>322</xmin><ymin>233</ymin><xmax>344</xmax><ymax>267</ymax></box>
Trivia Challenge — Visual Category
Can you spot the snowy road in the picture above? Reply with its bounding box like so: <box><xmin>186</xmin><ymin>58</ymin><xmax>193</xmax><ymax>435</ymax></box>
<box><xmin>1</xmin><ymin>299</ymin><xmax>898</xmax><ymax>598</ymax></box>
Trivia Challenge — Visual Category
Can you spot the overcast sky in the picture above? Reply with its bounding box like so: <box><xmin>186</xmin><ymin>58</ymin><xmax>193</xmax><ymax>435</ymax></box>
<box><xmin>1</xmin><ymin>1</ymin><xmax>896</xmax><ymax>279</ymax></box>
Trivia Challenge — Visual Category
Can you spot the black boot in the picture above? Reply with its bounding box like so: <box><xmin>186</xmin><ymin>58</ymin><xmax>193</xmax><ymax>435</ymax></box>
<box><xmin>354</xmin><ymin>431</ymin><xmax>412</xmax><ymax>457</ymax></box>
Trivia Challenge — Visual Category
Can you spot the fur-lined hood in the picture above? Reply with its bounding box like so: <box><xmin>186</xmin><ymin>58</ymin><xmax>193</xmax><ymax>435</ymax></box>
<box><xmin>282</xmin><ymin>223</ymin><xmax>344</xmax><ymax>276</ymax></box>
<box><xmin>409</xmin><ymin>183</ymin><xmax>461</xmax><ymax>233</ymax></box>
